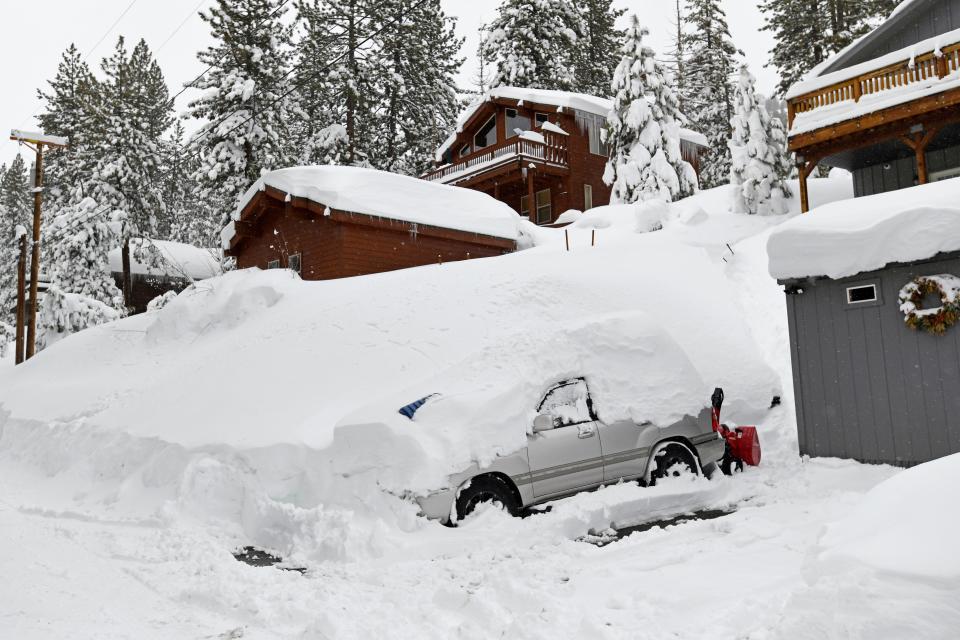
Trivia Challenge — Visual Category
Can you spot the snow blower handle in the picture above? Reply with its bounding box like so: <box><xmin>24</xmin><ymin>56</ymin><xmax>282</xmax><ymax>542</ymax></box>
<box><xmin>711</xmin><ymin>387</ymin><xmax>724</xmax><ymax>432</ymax></box>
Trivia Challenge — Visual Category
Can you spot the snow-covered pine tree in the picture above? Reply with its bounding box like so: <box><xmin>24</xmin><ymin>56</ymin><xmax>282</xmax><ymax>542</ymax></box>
<box><xmin>472</xmin><ymin>28</ymin><xmax>496</xmax><ymax>96</ymax></box>
<box><xmin>574</xmin><ymin>0</ymin><xmax>625</xmax><ymax>97</ymax></box>
<box><xmin>761</xmin><ymin>0</ymin><xmax>903</xmax><ymax>96</ymax></box>
<box><xmin>483</xmin><ymin>0</ymin><xmax>584</xmax><ymax>91</ymax></box>
<box><xmin>294</xmin><ymin>0</ymin><xmax>378</xmax><ymax>167</ymax></box>
<box><xmin>684</xmin><ymin>0</ymin><xmax>740</xmax><ymax>189</ymax></box>
<box><xmin>728</xmin><ymin>65</ymin><xmax>792</xmax><ymax>216</ymax></box>
<box><xmin>36</xmin><ymin>44</ymin><xmax>98</xmax><ymax>208</ymax></box>
<box><xmin>187</xmin><ymin>0</ymin><xmax>295</xmax><ymax>218</ymax></box>
<box><xmin>87</xmin><ymin>37</ymin><xmax>173</xmax><ymax>246</ymax></box>
<box><xmin>667</xmin><ymin>0</ymin><xmax>689</xmax><ymax>113</ymax></box>
<box><xmin>603</xmin><ymin>16</ymin><xmax>697</xmax><ymax>205</ymax></box>
<box><xmin>373</xmin><ymin>0</ymin><xmax>463</xmax><ymax>175</ymax></box>
<box><xmin>164</xmin><ymin>121</ymin><xmax>212</xmax><ymax>247</ymax></box>
<box><xmin>0</xmin><ymin>156</ymin><xmax>31</xmax><ymax>326</ymax></box>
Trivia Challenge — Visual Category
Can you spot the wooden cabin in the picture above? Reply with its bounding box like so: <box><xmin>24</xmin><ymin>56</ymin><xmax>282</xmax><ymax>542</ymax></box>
<box><xmin>423</xmin><ymin>87</ymin><xmax>709</xmax><ymax>224</ymax></box>
<box><xmin>787</xmin><ymin>0</ymin><xmax>960</xmax><ymax>211</ymax></box>
<box><xmin>222</xmin><ymin>166</ymin><xmax>519</xmax><ymax>279</ymax></box>
<box><xmin>107</xmin><ymin>239</ymin><xmax>221</xmax><ymax>313</ymax></box>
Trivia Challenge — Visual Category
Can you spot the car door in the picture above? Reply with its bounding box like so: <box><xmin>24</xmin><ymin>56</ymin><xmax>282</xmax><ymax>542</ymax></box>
<box><xmin>527</xmin><ymin>379</ymin><xmax>603</xmax><ymax>498</ymax></box>
<box><xmin>597</xmin><ymin>418</ymin><xmax>656</xmax><ymax>482</ymax></box>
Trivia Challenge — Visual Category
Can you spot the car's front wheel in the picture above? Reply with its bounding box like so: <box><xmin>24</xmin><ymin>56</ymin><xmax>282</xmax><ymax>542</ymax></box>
<box><xmin>647</xmin><ymin>442</ymin><xmax>700</xmax><ymax>486</ymax></box>
<box><xmin>454</xmin><ymin>475</ymin><xmax>520</xmax><ymax>522</ymax></box>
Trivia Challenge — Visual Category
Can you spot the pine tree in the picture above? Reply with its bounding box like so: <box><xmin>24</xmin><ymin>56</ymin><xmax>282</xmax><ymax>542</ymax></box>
<box><xmin>187</xmin><ymin>0</ymin><xmax>295</xmax><ymax>219</ymax></box>
<box><xmin>483</xmin><ymin>0</ymin><xmax>584</xmax><ymax>91</ymax></box>
<box><xmin>668</xmin><ymin>0</ymin><xmax>689</xmax><ymax>113</ymax></box>
<box><xmin>294</xmin><ymin>0</ymin><xmax>379</xmax><ymax>167</ymax></box>
<box><xmin>0</xmin><ymin>156</ymin><xmax>32</xmax><ymax>326</ymax></box>
<box><xmin>164</xmin><ymin>121</ymin><xmax>212</xmax><ymax>246</ymax></box>
<box><xmin>36</xmin><ymin>44</ymin><xmax>98</xmax><ymax>207</ymax></box>
<box><xmin>761</xmin><ymin>0</ymin><xmax>903</xmax><ymax>96</ymax></box>
<box><xmin>603</xmin><ymin>16</ymin><xmax>697</xmax><ymax>205</ymax></box>
<box><xmin>472</xmin><ymin>28</ymin><xmax>497</xmax><ymax>96</ymax></box>
<box><xmin>728</xmin><ymin>65</ymin><xmax>792</xmax><ymax>215</ymax></box>
<box><xmin>373</xmin><ymin>0</ymin><xmax>463</xmax><ymax>175</ymax></box>
<box><xmin>574</xmin><ymin>0</ymin><xmax>625</xmax><ymax>97</ymax></box>
<box><xmin>684</xmin><ymin>0</ymin><xmax>740</xmax><ymax>189</ymax></box>
<box><xmin>87</xmin><ymin>37</ymin><xmax>174</xmax><ymax>245</ymax></box>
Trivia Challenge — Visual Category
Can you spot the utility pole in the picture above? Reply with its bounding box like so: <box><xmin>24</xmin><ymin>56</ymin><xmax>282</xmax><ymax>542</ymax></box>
<box><xmin>9</xmin><ymin>129</ymin><xmax>68</xmax><ymax>361</ymax></box>
<box><xmin>14</xmin><ymin>229</ymin><xmax>27</xmax><ymax>364</ymax></box>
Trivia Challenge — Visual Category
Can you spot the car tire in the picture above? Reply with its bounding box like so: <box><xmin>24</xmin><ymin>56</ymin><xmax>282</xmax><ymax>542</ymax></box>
<box><xmin>454</xmin><ymin>475</ymin><xmax>520</xmax><ymax>522</ymax></box>
<box><xmin>647</xmin><ymin>442</ymin><xmax>700</xmax><ymax>486</ymax></box>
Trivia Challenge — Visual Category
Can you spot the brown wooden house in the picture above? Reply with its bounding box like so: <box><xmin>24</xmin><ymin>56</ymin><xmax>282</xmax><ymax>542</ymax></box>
<box><xmin>787</xmin><ymin>0</ymin><xmax>960</xmax><ymax>212</ymax></box>
<box><xmin>222</xmin><ymin>166</ymin><xmax>519</xmax><ymax>279</ymax></box>
<box><xmin>422</xmin><ymin>87</ymin><xmax>708</xmax><ymax>224</ymax></box>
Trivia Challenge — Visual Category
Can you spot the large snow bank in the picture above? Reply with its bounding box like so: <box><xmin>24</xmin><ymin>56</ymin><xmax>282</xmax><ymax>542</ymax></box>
<box><xmin>814</xmin><ymin>452</ymin><xmax>960</xmax><ymax>580</ymax></box>
<box><xmin>767</xmin><ymin>179</ymin><xmax>960</xmax><ymax>280</ymax></box>
<box><xmin>107</xmin><ymin>239</ymin><xmax>220</xmax><ymax>280</ymax></box>
<box><xmin>225</xmin><ymin>166</ymin><xmax>521</xmax><ymax>249</ymax></box>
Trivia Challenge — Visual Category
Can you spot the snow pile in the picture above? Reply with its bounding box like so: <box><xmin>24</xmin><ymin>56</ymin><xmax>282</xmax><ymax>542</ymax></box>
<box><xmin>813</xmin><ymin>453</ymin><xmax>960</xmax><ymax>581</ymax></box>
<box><xmin>224</xmin><ymin>166</ymin><xmax>522</xmax><ymax>249</ymax></box>
<box><xmin>107</xmin><ymin>238</ymin><xmax>221</xmax><ymax>280</ymax></box>
<box><xmin>768</xmin><ymin>178</ymin><xmax>960</xmax><ymax>280</ymax></box>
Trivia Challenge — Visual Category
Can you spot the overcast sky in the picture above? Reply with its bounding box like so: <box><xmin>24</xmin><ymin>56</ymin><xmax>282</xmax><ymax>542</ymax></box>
<box><xmin>0</xmin><ymin>0</ymin><xmax>775</xmax><ymax>167</ymax></box>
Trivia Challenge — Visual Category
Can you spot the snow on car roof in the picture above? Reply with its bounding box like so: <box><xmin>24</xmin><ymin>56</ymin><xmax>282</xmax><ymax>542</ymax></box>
<box><xmin>435</xmin><ymin>87</ymin><xmax>708</xmax><ymax>160</ymax></box>
<box><xmin>767</xmin><ymin>179</ymin><xmax>960</xmax><ymax>280</ymax></box>
<box><xmin>225</xmin><ymin>165</ymin><xmax>521</xmax><ymax>248</ymax></box>
<box><xmin>107</xmin><ymin>239</ymin><xmax>221</xmax><ymax>280</ymax></box>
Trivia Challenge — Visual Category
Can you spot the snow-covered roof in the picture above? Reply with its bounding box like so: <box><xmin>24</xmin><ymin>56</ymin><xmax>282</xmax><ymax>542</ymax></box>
<box><xmin>224</xmin><ymin>166</ymin><xmax>521</xmax><ymax>249</ymax></box>
<box><xmin>767</xmin><ymin>179</ymin><xmax>960</xmax><ymax>280</ymax></box>
<box><xmin>107</xmin><ymin>239</ymin><xmax>221</xmax><ymax>281</ymax></box>
<box><xmin>9</xmin><ymin>129</ymin><xmax>69</xmax><ymax>147</ymax></box>
<box><xmin>435</xmin><ymin>86</ymin><xmax>708</xmax><ymax>161</ymax></box>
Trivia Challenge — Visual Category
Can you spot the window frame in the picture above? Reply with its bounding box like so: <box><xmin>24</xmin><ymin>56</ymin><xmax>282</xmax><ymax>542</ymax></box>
<box><xmin>267</xmin><ymin>259</ymin><xmax>281</xmax><ymax>269</ymax></box>
<box><xmin>287</xmin><ymin>253</ymin><xmax>302</xmax><ymax>274</ymax></box>
<box><xmin>575</xmin><ymin>110</ymin><xmax>609</xmax><ymax>157</ymax></box>
<box><xmin>583</xmin><ymin>184</ymin><xmax>593</xmax><ymax>211</ymax></box>
<box><xmin>843</xmin><ymin>279</ymin><xmax>883</xmax><ymax>310</ymax></box>
<box><xmin>473</xmin><ymin>114</ymin><xmax>497</xmax><ymax>150</ymax></box>
<box><xmin>520</xmin><ymin>188</ymin><xmax>552</xmax><ymax>223</ymax></box>
<box><xmin>536</xmin><ymin>378</ymin><xmax>597</xmax><ymax>427</ymax></box>
<box><xmin>458</xmin><ymin>143</ymin><xmax>470</xmax><ymax>158</ymax></box>
<box><xmin>535</xmin><ymin>112</ymin><xmax>550</xmax><ymax>127</ymax></box>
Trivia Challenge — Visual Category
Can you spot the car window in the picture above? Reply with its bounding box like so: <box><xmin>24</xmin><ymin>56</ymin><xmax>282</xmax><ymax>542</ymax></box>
<box><xmin>538</xmin><ymin>379</ymin><xmax>592</xmax><ymax>427</ymax></box>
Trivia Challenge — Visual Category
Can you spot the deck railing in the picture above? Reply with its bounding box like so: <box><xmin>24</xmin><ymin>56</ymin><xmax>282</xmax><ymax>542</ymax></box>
<box><xmin>788</xmin><ymin>40</ymin><xmax>960</xmax><ymax>128</ymax></box>
<box><xmin>422</xmin><ymin>134</ymin><xmax>568</xmax><ymax>183</ymax></box>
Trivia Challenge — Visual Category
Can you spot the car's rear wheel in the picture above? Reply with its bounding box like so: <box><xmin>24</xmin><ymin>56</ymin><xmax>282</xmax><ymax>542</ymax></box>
<box><xmin>647</xmin><ymin>442</ymin><xmax>700</xmax><ymax>486</ymax></box>
<box><xmin>454</xmin><ymin>475</ymin><xmax>520</xmax><ymax>522</ymax></box>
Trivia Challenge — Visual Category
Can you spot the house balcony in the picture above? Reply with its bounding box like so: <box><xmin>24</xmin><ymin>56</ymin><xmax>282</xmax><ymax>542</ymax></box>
<box><xmin>786</xmin><ymin>33</ymin><xmax>960</xmax><ymax>210</ymax></box>
<box><xmin>421</xmin><ymin>134</ymin><xmax>569</xmax><ymax>188</ymax></box>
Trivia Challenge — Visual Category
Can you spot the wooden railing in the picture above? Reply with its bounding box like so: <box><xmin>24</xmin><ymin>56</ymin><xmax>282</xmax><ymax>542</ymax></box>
<box><xmin>788</xmin><ymin>41</ymin><xmax>960</xmax><ymax>128</ymax></box>
<box><xmin>422</xmin><ymin>134</ymin><xmax>569</xmax><ymax>183</ymax></box>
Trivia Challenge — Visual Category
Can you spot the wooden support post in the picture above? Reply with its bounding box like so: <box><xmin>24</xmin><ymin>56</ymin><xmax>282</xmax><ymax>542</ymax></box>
<box><xmin>121</xmin><ymin>239</ymin><xmax>133</xmax><ymax>310</ymax></box>
<box><xmin>798</xmin><ymin>158</ymin><xmax>818</xmax><ymax>213</ymax></box>
<box><xmin>15</xmin><ymin>232</ymin><xmax>27</xmax><ymax>365</ymax></box>
<box><xmin>900</xmin><ymin>125</ymin><xmax>940</xmax><ymax>185</ymax></box>
<box><xmin>25</xmin><ymin>145</ymin><xmax>43</xmax><ymax>360</ymax></box>
<box><xmin>565</xmin><ymin>229</ymin><xmax>570</xmax><ymax>252</ymax></box>
<box><xmin>591</xmin><ymin>229</ymin><xmax>596</xmax><ymax>247</ymax></box>
<box><xmin>526</xmin><ymin>167</ymin><xmax>535</xmax><ymax>222</ymax></box>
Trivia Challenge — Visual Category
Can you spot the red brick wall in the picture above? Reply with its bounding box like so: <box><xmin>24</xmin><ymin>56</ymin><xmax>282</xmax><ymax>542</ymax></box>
<box><xmin>233</xmin><ymin>198</ymin><xmax>513</xmax><ymax>281</ymax></box>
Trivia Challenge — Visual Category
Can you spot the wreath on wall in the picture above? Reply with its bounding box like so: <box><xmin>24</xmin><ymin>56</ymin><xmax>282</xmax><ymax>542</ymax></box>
<box><xmin>898</xmin><ymin>274</ymin><xmax>960</xmax><ymax>335</ymax></box>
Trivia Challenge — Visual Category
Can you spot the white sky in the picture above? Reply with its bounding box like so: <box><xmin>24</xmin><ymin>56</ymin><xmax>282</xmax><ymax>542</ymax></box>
<box><xmin>0</xmin><ymin>0</ymin><xmax>776</xmax><ymax>167</ymax></box>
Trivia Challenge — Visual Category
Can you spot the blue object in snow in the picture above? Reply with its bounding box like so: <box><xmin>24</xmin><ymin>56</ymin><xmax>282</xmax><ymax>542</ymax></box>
<box><xmin>398</xmin><ymin>394</ymin><xmax>438</xmax><ymax>420</ymax></box>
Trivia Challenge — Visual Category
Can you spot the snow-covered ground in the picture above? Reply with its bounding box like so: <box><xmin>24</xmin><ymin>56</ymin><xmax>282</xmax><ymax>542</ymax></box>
<box><xmin>3</xmin><ymin>175</ymin><xmax>959</xmax><ymax>639</ymax></box>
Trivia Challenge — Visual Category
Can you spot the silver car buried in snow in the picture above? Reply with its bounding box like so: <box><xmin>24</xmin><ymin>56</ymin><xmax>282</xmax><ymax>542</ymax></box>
<box><xmin>415</xmin><ymin>377</ymin><xmax>727</xmax><ymax>524</ymax></box>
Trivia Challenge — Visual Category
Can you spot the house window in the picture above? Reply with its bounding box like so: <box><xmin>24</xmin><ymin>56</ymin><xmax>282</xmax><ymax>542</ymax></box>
<box><xmin>287</xmin><ymin>253</ymin><xmax>302</xmax><ymax>274</ymax></box>
<box><xmin>267</xmin><ymin>259</ymin><xmax>280</xmax><ymax>269</ymax></box>
<box><xmin>846</xmin><ymin>284</ymin><xmax>877</xmax><ymax>304</ymax></box>
<box><xmin>474</xmin><ymin>115</ymin><xmax>497</xmax><ymax>149</ymax></box>
<box><xmin>583</xmin><ymin>184</ymin><xmax>593</xmax><ymax>210</ymax></box>
<box><xmin>575</xmin><ymin>110</ymin><xmax>609</xmax><ymax>156</ymax></box>
<box><xmin>505</xmin><ymin>108</ymin><xmax>531</xmax><ymax>136</ymax></box>
<box><xmin>520</xmin><ymin>189</ymin><xmax>552</xmax><ymax>224</ymax></box>
<box><xmin>535</xmin><ymin>112</ymin><xmax>550</xmax><ymax>127</ymax></box>
<box><xmin>459</xmin><ymin>143</ymin><xmax>470</xmax><ymax>158</ymax></box>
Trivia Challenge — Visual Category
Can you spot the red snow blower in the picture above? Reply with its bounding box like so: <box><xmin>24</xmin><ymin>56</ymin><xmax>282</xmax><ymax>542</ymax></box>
<box><xmin>710</xmin><ymin>388</ymin><xmax>761</xmax><ymax>475</ymax></box>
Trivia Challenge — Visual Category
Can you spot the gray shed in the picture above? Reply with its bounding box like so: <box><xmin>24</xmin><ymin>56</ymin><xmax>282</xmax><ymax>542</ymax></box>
<box><xmin>768</xmin><ymin>180</ymin><xmax>960</xmax><ymax>467</ymax></box>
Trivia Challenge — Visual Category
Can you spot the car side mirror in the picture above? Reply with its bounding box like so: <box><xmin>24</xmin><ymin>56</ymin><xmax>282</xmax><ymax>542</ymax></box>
<box><xmin>533</xmin><ymin>414</ymin><xmax>556</xmax><ymax>433</ymax></box>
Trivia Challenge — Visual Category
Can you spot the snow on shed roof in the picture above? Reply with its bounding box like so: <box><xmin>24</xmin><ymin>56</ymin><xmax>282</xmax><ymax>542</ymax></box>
<box><xmin>767</xmin><ymin>179</ymin><xmax>960</xmax><ymax>281</ymax></box>
<box><xmin>108</xmin><ymin>239</ymin><xmax>221</xmax><ymax>280</ymax></box>
<box><xmin>435</xmin><ymin>86</ymin><xmax>708</xmax><ymax>161</ymax></box>
<box><xmin>224</xmin><ymin>166</ymin><xmax>521</xmax><ymax>249</ymax></box>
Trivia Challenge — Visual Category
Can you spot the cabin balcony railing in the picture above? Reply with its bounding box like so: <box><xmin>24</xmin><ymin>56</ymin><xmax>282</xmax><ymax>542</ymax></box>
<box><xmin>787</xmin><ymin>40</ymin><xmax>960</xmax><ymax>130</ymax></box>
<box><xmin>422</xmin><ymin>135</ymin><xmax>569</xmax><ymax>183</ymax></box>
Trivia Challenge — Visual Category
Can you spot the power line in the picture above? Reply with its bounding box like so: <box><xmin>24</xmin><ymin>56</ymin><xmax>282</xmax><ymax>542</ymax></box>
<box><xmin>156</xmin><ymin>0</ymin><xmax>210</xmax><ymax>53</ymax></box>
<box><xmin>82</xmin><ymin>0</ymin><xmax>140</xmax><ymax>62</ymax></box>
